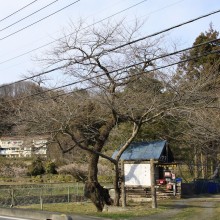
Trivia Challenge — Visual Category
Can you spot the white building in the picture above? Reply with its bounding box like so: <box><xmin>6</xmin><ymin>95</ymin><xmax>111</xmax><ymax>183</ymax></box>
<box><xmin>0</xmin><ymin>136</ymin><xmax>48</xmax><ymax>158</ymax></box>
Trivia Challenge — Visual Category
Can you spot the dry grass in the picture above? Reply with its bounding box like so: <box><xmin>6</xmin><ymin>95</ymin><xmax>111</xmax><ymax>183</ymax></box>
<box><xmin>18</xmin><ymin>196</ymin><xmax>220</xmax><ymax>219</ymax></box>
<box><xmin>19</xmin><ymin>201</ymin><xmax>166</xmax><ymax>219</ymax></box>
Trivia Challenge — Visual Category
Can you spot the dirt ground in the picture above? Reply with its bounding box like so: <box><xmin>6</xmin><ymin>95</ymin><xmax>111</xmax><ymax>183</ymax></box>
<box><xmin>134</xmin><ymin>195</ymin><xmax>220</xmax><ymax>220</ymax></box>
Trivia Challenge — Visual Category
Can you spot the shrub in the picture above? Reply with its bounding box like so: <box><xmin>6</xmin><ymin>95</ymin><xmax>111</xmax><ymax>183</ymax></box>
<box><xmin>27</xmin><ymin>157</ymin><xmax>45</xmax><ymax>176</ymax></box>
<box><xmin>45</xmin><ymin>161</ymin><xmax>57</xmax><ymax>174</ymax></box>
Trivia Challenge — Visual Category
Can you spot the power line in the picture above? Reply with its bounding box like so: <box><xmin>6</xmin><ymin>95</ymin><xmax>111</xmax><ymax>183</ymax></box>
<box><xmin>0</xmin><ymin>41</ymin><xmax>54</xmax><ymax>66</ymax></box>
<box><xmin>0</xmin><ymin>0</ymin><xmax>39</xmax><ymax>23</ymax></box>
<box><xmin>94</xmin><ymin>0</ymin><xmax>149</xmax><ymax>23</ymax></box>
<box><xmin>57</xmin><ymin>6</ymin><xmax>220</xmax><ymax>57</ymax></box>
<box><xmin>0</xmin><ymin>0</ymin><xmax>59</xmax><ymax>33</ymax></box>
<box><xmin>0</xmin><ymin>66</ymin><xmax>63</xmax><ymax>88</ymax></box>
<box><xmin>0</xmin><ymin>0</ymin><xmax>81</xmax><ymax>41</ymax></box>
<box><xmin>137</xmin><ymin>0</ymin><xmax>185</xmax><ymax>20</ymax></box>
<box><xmin>0</xmin><ymin>0</ymin><xmax>149</xmax><ymax>65</ymax></box>
<box><xmin>45</xmin><ymin>48</ymin><xmax>220</xmax><ymax>101</ymax></box>
<box><xmin>0</xmin><ymin>34</ymin><xmax>219</xmax><ymax>92</ymax></box>
<box><xmin>2</xmin><ymin>41</ymin><xmax>219</xmax><ymax>104</ymax></box>
<box><xmin>0</xmin><ymin>5</ymin><xmax>219</xmax><ymax>75</ymax></box>
<box><xmin>0</xmin><ymin>4</ymin><xmax>218</xmax><ymax>91</ymax></box>
<box><xmin>28</xmin><ymin>48</ymin><xmax>220</xmax><ymax>102</ymax></box>
<box><xmin>24</xmin><ymin>7</ymin><xmax>220</xmax><ymax>57</ymax></box>
<box><xmin>107</xmin><ymin>8</ymin><xmax>220</xmax><ymax>52</ymax></box>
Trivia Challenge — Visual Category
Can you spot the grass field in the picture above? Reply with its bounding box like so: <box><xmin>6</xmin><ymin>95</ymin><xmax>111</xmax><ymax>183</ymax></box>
<box><xmin>19</xmin><ymin>201</ymin><xmax>165</xmax><ymax>219</ymax></box>
<box><xmin>18</xmin><ymin>195</ymin><xmax>220</xmax><ymax>219</ymax></box>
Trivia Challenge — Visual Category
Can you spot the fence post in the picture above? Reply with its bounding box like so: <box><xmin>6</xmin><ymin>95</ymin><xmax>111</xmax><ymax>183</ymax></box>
<box><xmin>77</xmin><ymin>182</ymin><xmax>79</xmax><ymax>196</ymax></box>
<box><xmin>40</xmin><ymin>189</ymin><xmax>43</xmax><ymax>210</ymax></box>
<box><xmin>68</xmin><ymin>186</ymin><xmax>70</xmax><ymax>203</ymax></box>
<box><xmin>11</xmin><ymin>189</ymin><xmax>15</xmax><ymax>207</ymax></box>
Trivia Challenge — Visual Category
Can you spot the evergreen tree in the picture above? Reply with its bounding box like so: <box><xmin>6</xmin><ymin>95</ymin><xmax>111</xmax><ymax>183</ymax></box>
<box><xmin>174</xmin><ymin>25</ymin><xmax>220</xmax><ymax>179</ymax></box>
<box><xmin>177</xmin><ymin>24</ymin><xmax>220</xmax><ymax>82</ymax></box>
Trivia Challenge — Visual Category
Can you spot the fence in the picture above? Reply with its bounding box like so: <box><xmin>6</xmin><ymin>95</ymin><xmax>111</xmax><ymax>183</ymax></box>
<box><xmin>0</xmin><ymin>183</ymin><xmax>87</xmax><ymax>208</ymax></box>
<box><xmin>194</xmin><ymin>179</ymin><xmax>220</xmax><ymax>194</ymax></box>
<box><xmin>181</xmin><ymin>179</ymin><xmax>220</xmax><ymax>196</ymax></box>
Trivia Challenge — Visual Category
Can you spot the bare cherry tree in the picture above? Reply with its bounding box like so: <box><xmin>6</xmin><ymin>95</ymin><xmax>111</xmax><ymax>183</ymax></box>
<box><xmin>14</xmin><ymin>20</ymin><xmax>220</xmax><ymax>211</ymax></box>
<box><xmin>34</xmin><ymin>19</ymin><xmax>167</xmax><ymax>210</ymax></box>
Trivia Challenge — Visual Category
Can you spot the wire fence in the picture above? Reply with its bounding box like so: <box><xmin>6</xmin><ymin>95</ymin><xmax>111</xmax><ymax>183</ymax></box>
<box><xmin>0</xmin><ymin>183</ymin><xmax>87</xmax><ymax>208</ymax></box>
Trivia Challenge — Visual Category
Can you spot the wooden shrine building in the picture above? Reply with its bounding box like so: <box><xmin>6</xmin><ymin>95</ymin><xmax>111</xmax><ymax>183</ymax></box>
<box><xmin>112</xmin><ymin>140</ymin><xmax>181</xmax><ymax>201</ymax></box>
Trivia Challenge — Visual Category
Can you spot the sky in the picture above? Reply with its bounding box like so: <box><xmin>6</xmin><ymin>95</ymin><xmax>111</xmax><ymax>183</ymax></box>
<box><xmin>0</xmin><ymin>0</ymin><xmax>220</xmax><ymax>86</ymax></box>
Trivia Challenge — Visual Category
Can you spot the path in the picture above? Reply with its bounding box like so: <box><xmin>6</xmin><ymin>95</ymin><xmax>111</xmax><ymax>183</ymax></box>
<box><xmin>134</xmin><ymin>195</ymin><xmax>220</xmax><ymax>220</ymax></box>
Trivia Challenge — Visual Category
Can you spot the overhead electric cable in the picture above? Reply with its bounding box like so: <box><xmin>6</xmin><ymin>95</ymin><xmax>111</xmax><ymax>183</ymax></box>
<box><xmin>0</xmin><ymin>0</ymin><xmax>148</xmax><ymax>65</ymax></box>
<box><xmin>25</xmin><ymin>48</ymin><xmax>220</xmax><ymax>102</ymax></box>
<box><xmin>0</xmin><ymin>6</ymin><xmax>219</xmax><ymax>68</ymax></box>
<box><xmin>0</xmin><ymin>0</ymin><xmax>39</xmax><ymax>23</ymax></box>
<box><xmin>44</xmin><ymin>48</ymin><xmax>220</xmax><ymax>101</ymax></box>
<box><xmin>132</xmin><ymin>0</ymin><xmax>185</xmax><ymax>23</ymax></box>
<box><xmin>0</xmin><ymin>36</ymin><xmax>218</xmax><ymax>92</ymax></box>
<box><xmin>0</xmin><ymin>0</ymin><xmax>81</xmax><ymax>41</ymax></box>
<box><xmin>0</xmin><ymin>65</ymin><xmax>64</xmax><ymax>87</ymax></box>
<box><xmin>2</xmin><ymin>42</ymin><xmax>220</xmax><ymax>104</ymax></box>
<box><xmin>107</xmin><ymin>8</ymin><xmax>220</xmax><ymax>52</ymax></box>
<box><xmin>0</xmin><ymin>0</ymin><xmax>59</xmax><ymax>33</ymax></box>
<box><xmin>92</xmin><ymin>0</ymin><xmax>149</xmax><ymax>24</ymax></box>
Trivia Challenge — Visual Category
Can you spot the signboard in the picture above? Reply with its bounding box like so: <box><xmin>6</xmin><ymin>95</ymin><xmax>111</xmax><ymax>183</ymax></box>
<box><xmin>124</xmin><ymin>163</ymin><xmax>151</xmax><ymax>187</ymax></box>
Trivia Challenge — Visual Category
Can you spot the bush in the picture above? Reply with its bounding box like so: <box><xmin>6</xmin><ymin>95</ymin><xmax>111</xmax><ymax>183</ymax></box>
<box><xmin>45</xmin><ymin>161</ymin><xmax>57</xmax><ymax>174</ymax></box>
<box><xmin>27</xmin><ymin>157</ymin><xmax>45</xmax><ymax>176</ymax></box>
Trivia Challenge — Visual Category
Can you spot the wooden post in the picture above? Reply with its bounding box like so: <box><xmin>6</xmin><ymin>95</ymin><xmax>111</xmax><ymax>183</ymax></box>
<box><xmin>40</xmin><ymin>189</ymin><xmax>43</xmax><ymax>210</ymax></box>
<box><xmin>150</xmin><ymin>159</ymin><xmax>157</xmax><ymax>208</ymax></box>
<box><xmin>76</xmin><ymin>182</ymin><xmax>79</xmax><ymax>196</ymax></box>
<box><xmin>11</xmin><ymin>189</ymin><xmax>15</xmax><ymax>207</ymax></box>
<box><xmin>121</xmin><ymin>160</ymin><xmax>126</xmax><ymax>207</ymax></box>
<box><xmin>68</xmin><ymin>186</ymin><xmax>70</xmax><ymax>203</ymax></box>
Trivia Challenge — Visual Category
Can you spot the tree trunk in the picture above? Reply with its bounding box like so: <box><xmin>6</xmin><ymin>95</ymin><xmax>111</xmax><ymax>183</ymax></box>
<box><xmin>113</xmin><ymin>163</ymin><xmax>120</xmax><ymax>206</ymax></box>
<box><xmin>194</xmin><ymin>147</ymin><xmax>198</xmax><ymax>179</ymax></box>
<box><xmin>201</xmin><ymin>152</ymin><xmax>205</xmax><ymax>179</ymax></box>
<box><xmin>84</xmin><ymin>152</ymin><xmax>112</xmax><ymax>211</ymax></box>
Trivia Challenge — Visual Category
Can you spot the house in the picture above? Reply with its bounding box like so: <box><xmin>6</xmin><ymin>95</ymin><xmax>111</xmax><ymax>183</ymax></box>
<box><xmin>0</xmin><ymin>136</ymin><xmax>48</xmax><ymax>158</ymax></box>
<box><xmin>112</xmin><ymin>140</ymin><xmax>180</xmax><ymax>200</ymax></box>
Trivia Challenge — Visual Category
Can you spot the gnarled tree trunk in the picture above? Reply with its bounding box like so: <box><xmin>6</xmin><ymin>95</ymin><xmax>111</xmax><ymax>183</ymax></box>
<box><xmin>84</xmin><ymin>152</ymin><xmax>112</xmax><ymax>211</ymax></box>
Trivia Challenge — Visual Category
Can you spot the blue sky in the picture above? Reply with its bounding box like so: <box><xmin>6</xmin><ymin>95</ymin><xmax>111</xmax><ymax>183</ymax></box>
<box><xmin>0</xmin><ymin>0</ymin><xmax>219</xmax><ymax>85</ymax></box>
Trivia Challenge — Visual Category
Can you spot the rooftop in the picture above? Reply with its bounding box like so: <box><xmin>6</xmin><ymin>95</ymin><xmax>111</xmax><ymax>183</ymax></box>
<box><xmin>112</xmin><ymin>140</ymin><xmax>174</xmax><ymax>162</ymax></box>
